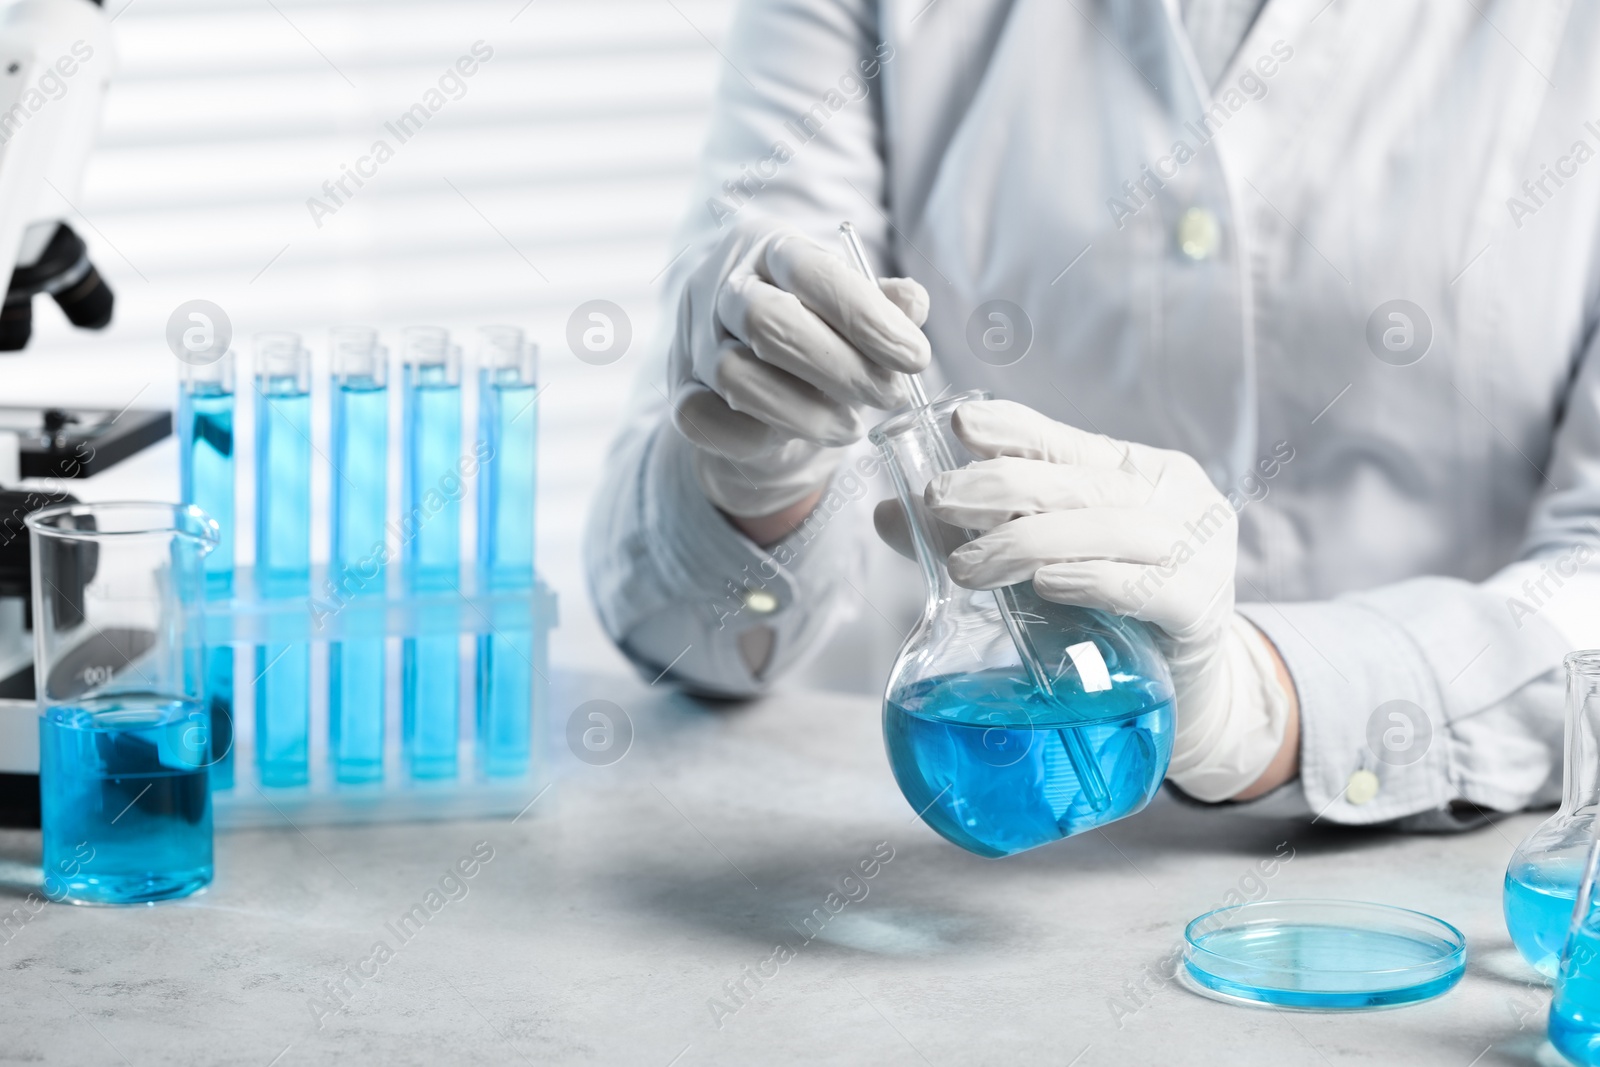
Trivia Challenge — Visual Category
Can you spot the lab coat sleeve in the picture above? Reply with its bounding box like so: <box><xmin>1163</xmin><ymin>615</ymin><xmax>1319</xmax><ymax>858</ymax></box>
<box><xmin>584</xmin><ymin>0</ymin><xmax>889</xmax><ymax>696</ymax></box>
<box><xmin>586</xmin><ymin>418</ymin><xmax>867</xmax><ymax>697</ymax></box>
<box><xmin>1233</xmin><ymin>330</ymin><xmax>1600</xmax><ymax>827</ymax></box>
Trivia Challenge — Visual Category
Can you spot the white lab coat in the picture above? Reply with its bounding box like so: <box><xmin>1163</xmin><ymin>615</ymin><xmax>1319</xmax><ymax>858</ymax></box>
<box><xmin>587</xmin><ymin>0</ymin><xmax>1600</xmax><ymax>827</ymax></box>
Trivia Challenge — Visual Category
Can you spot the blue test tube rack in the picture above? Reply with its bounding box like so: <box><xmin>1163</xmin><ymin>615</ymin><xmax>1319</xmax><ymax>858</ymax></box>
<box><xmin>179</xmin><ymin>326</ymin><xmax>555</xmax><ymax>827</ymax></box>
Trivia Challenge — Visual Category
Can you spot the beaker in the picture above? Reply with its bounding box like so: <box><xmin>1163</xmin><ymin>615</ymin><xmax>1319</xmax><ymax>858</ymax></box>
<box><xmin>1506</xmin><ymin>650</ymin><xmax>1600</xmax><ymax>976</ymax></box>
<box><xmin>27</xmin><ymin>502</ymin><xmax>219</xmax><ymax>904</ymax></box>
<box><xmin>1550</xmin><ymin>827</ymin><xmax>1600</xmax><ymax>1062</ymax></box>
<box><xmin>869</xmin><ymin>391</ymin><xmax>1175</xmax><ymax>858</ymax></box>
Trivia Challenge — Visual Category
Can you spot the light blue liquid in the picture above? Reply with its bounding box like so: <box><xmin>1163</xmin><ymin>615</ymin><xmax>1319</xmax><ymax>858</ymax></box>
<box><xmin>255</xmin><ymin>378</ymin><xmax>311</xmax><ymax>787</ymax></box>
<box><xmin>330</xmin><ymin>377</ymin><xmax>388</xmax><ymax>784</ymax></box>
<box><xmin>1506</xmin><ymin>859</ymin><xmax>1583</xmax><ymax>978</ymax></box>
<box><xmin>256</xmin><ymin>644</ymin><xmax>309</xmax><ymax>787</ymax></box>
<box><xmin>885</xmin><ymin>669</ymin><xmax>1172</xmax><ymax>858</ymax></box>
<box><xmin>1553</xmin><ymin>899</ymin><xmax>1600</xmax><ymax>1064</ymax></box>
<box><xmin>404</xmin><ymin>636</ymin><xmax>459</xmax><ymax>778</ymax></box>
<box><xmin>1186</xmin><ymin>923</ymin><xmax>1464</xmax><ymax>1009</ymax></box>
<box><xmin>179</xmin><ymin>383</ymin><xmax>234</xmax><ymax>594</ymax></box>
<box><xmin>478</xmin><ymin>374</ymin><xmax>536</xmax><ymax>587</ymax></box>
<box><xmin>255</xmin><ymin>380</ymin><xmax>310</xmax><ymax>587</ymax></box>
<box><xmin>476</xmin><ymin>373</ymin><xmax>537</xmax><ymax>777</ymax></box>
<box><xmin>179</xmin><ymin>383</ymin><xmax>236</xmax><ymax>789</ymax></box>
<box><xmin>403</xmin><ymin>368</ymin><xmax>461</xmax><ymax>779</ymax></box>
<box><xmin>476</xmin><ymin>632</ymin><xmax>532</xmax><ymax>777</ymax></box>
<box><xmin>39</xmin><ymin>696</ymin><xmax>212</xmax><ymax>904</ymax></box>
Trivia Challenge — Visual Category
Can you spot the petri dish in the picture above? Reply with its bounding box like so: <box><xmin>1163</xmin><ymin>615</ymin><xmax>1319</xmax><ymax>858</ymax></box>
<box><xmin>1183</xmin><ymin>899</ymin><xmax>1467</xmax><ymax>1010</ymax></box>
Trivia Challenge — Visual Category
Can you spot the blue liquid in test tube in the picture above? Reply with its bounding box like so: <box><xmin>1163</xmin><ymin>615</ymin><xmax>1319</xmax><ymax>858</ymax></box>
<box><xmin>402</xmin><ymin>326</ymin><xmax>461</xmax><ymax>780</ymax></box>
<box><xmin>475</xmin><ymin>326</ymin><xmax>538</xmax><ymax>778</ymax></box>
<box><xmin>254</xmin><ymin>332</ymin><xmax>312</xmax><ymax>788</ymax></box>
<box><xmin>179</xmin><ymin>353</ymin><xmax>236</xmax><ymax>789</ymax></box>
<box><xmin>329</xmin><ymin>327</ymin><xmax>389</xmax><ymax>784</ymax></box>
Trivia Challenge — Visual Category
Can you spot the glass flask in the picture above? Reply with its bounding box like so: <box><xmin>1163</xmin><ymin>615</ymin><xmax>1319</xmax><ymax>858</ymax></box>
<box><xmin>869</xmin><ymin>391</ymin><xmax>1175</xmax><ymax>859</ymax></box>
<box><xmin>1506</xmin><ymin>650</ymin><xmax>1600</xmax><ymax>977</ymax></box>
<box><xmin>1550</xmin><ymin>826</ymin><xmax>1600</xmax><ymax>1062</ymax></box>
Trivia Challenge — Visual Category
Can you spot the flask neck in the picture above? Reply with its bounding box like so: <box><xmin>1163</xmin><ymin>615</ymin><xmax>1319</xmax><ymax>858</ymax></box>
<box><xmin>871</xmin><ymin>394</ymin><xmax>984</xmax><ymax>605</ymax></box>
<box><xmin>1564</xmin><ymin>656</ymin><xmax>1600</xmax><ymax>813</ymax></box>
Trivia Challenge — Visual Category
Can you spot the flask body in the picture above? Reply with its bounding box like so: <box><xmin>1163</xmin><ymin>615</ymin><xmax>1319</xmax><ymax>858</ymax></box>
<box><xmin>871</xmin><ymin>392</ymin><xmax>1175</xmax><ymax>858</ymax></box>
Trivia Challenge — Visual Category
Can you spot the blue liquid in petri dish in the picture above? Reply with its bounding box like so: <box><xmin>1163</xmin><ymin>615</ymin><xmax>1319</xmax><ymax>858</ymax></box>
<box><xmin>39</xmin><ymin>696</ymin><xmax>212</xmax><ymax>904</ymax></box>
<box><xmin>1506</xmin><ymin>859</ymin><xmax>1583</xmax><ymax>978</ymax></box>
<box><xmin>885</xmin><ymin>669</ymin><xmax>1171</xmax><ymax>858</ymax></box>
<box><xmin>1554</xmin><ymin>908</ymin><xmax>1600</xmax><ymax>1063</ymax></box>
<box><xmin>330</xmin><ymin>375</ymin><xmax>389</xmax><ymax>784</ymax></box>
<box><xmin>1186</xmin><ymin>919</ymin><xmax>1464</xmax><ymax>1009</ymax></box>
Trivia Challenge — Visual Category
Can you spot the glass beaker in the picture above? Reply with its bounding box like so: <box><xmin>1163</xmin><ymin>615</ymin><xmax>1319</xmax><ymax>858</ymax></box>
<box><xmin>27</xmin><ymin>502</ymin><xmax>219</xmax><ymax>904</ymax></box>
<box><xmin>1506</xmin><ymin>650</ymin><xmax>1600</xmax><ymax>976</ymax></box>
<box><xmin>869</xmin><ymin>391</ymin><xmax>1175</xmax><ymax>858</ymax></box>
<box><xmin>1551</xmin><ymin>828</ymin><xmax>1600</xmax><ymax>1062</ymax></box>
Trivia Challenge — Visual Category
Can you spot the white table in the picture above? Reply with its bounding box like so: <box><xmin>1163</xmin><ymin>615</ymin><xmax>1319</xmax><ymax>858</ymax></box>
<box><xmin>0</xmin><ymin>670</ymin><xmax>1564</xmax><ymax>1065</ymax></box>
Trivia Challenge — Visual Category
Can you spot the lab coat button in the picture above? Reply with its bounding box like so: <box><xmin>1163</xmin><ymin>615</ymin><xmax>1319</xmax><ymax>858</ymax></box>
<box><xmin>743</xmin><ymin>588</ymin><xmax>779</xmax><ymax>614</ymax></box>
<box><xmin>1346</xmin><ymin>769</ymin><xmax>1380</xmax><ymax>805</ymax></box>
<box><xmin>1177</xmin><ymin>207</ymin><xmax>1220</xmax><ymax>261</ymax></box>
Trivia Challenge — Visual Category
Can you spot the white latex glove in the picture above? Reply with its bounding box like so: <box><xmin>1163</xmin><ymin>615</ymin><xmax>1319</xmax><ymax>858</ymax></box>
<box><xmin>918</xmin><ymin>400</ymin><xmax>1291</xmax><ymax>803</ymax></box>
<box><xmin>668</xmin><ymin>219</ymin><xmax>932</xmax><ymax>517</ymax></box>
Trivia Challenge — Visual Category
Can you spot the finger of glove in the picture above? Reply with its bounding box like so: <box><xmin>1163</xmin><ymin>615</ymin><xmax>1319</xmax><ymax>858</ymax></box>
<box><xmin>872</xmin><ymin>498</ymin><xmax>916</xmax><ymax>561</ymax></box>
<box><xmin>925</xmin><ymin>457</ymin><xmax>1150</xmax><ymax>530</ymax></box>
<box><xmin>951</xmin><ymin>399</ymin><xmax>1152</xmax><ymax>472</ymax></box>
<box><xmin>764</xmin><ymin>236</ymin><xmax>931</xmax><ymax>374</ymax></box>
<box><xmin>720</xmin><ymin>274</ymin><xmax>906</xmax><ymax>409</ymax></box>
<box><xmin>672</xmin><ymin>383</ymin><xmax>784</xmax><ymax>461</ymax></box>
<box><xmin>1031</xmin><ymin>560</ymin><xmax>1194</xmax><ymax>635</ymax></box>
<box><xmin>878</xmin><ymin>277</ymin><xmax>930</xmax><ymax>327</ymax></box>
<box><xmin>714</xmin><ymin>341</ymin><xmax>863</xmax><ymax>447</ymax></box>
<box><xmin>945</xmin><ymin>510</ymin><xmax>1181</xmax><ymax>589</ymax></box>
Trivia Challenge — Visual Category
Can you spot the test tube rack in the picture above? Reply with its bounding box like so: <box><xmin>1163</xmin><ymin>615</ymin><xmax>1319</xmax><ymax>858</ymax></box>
<box><xmin>181</xmin><ymin>326</ymin><xmax>553</xmax><ymax>828</ymax></box>
<box><xmin>204</xmin><ymin>569</ymin><xmax>555</xmax><ymax>828</ymax></box>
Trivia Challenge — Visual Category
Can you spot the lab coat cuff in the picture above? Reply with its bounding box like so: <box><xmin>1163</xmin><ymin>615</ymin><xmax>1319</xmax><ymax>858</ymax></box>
<box><xmin>1236</xmin><ymin>600</ymin><xmax>1455</xmax><ymax>825</ymax></box>
<box><xmin>641</xmin><ymin>428</ymin><xmax>802</xmax><ymax>630</ymax></box>
<box><xmin>607</xmin><ymin>428</ymin><xmax>859</xmax><ymax>694</ymax></box>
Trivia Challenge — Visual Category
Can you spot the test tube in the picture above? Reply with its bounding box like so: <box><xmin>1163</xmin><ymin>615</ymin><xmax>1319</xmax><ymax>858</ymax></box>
<box><xmin>401</xmin><ymin>326</ymin><xmax>462</xmax><ymax>780</ymax></box>
<box><xmin>329</xmin><ymin>327</ymin><xmax>388</xmax><ymax>784</ymax></box>
<box><xmin>179</xmin><ymin>351</ymin><xmax>236</xmax><ymax>789</ymax></box>
<box><xmin>475</xmin><ymin>326</ymin><xmax>537</xmax><ymax>777</ymax></box>
<box><xmin>254</xmin><ymin>332</ymin><xmax>312</xmax><ymax>788</ymax></box>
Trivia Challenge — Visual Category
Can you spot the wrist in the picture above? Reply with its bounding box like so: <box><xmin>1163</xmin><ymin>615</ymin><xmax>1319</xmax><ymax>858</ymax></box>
<box><xmin>1166</xmin><ymin>615</ymin><xmax>1298</xmax><ymax>803</ymax></box>
<box><xmin>1231</xmin><ymin>625</ymin><xmax>1301</xmax><ymax>800</ymax></box>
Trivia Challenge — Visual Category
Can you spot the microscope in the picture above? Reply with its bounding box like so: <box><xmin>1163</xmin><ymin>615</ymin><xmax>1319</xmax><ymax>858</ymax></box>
<box><xmin>0</xmin><ymin>0</ymin><xmax>172</xmax><ymax>823</ymax></box>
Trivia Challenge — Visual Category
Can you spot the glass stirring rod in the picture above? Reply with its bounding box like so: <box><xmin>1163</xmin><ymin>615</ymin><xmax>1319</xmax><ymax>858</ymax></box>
<box><xmin>837</xmin><ymin>221</ymin><xmax>1111</xmax><ymax>813</ymax></box>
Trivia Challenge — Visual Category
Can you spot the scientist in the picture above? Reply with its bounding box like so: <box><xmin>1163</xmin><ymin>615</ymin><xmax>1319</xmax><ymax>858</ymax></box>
<box><xmin>587</xmin><ymin>0</ymin><xmax>1600</xmax><ymax>827</ymax></box>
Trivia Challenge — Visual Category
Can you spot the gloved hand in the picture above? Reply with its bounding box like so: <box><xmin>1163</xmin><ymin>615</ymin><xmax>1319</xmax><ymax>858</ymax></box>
<box><xmin>912</xmin><ymin>399</ymin><xmax>1291</xmax><ymax>802</ymax></box>
<box><xmin>668</xmin><ymin>219</ymin><xmax>932</xmax><ymax>518</ymax></box>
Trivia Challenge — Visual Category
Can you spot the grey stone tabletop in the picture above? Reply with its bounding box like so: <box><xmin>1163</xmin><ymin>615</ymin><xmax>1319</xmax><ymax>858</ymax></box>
<box><xmin>0</xmin><ymin>670</ymin><xmax>1565</xmax><ymax>1065</ymax></box>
